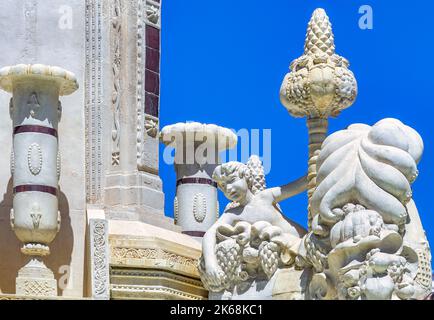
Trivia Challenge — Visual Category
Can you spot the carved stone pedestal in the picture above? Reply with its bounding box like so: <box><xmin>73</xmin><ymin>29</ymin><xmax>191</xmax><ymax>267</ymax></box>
<box><xmin>109</xmin><ymin>219</ymin><xmax>208</xmax><ymax>299</ymax></box>
<box><xmin>161</xmin><ymin>122</ymin><xmax>237</xmax><ymax>240</ymax></box>
<box><xmin>16</xmin><ymin>258</ymin><xmax>57</xmax><ymax>297</ymax></box>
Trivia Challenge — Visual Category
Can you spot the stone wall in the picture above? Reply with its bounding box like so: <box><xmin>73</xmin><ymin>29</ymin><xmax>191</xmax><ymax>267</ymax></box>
<box><xmin>0</xmin><ymin>0</ymin><xmax>86</xmax><ymax>297</ymax></box>
<box><xmin>0</xmin><ymin>0</ymin><xmax>167</xmax><ymax>297</ymax></box>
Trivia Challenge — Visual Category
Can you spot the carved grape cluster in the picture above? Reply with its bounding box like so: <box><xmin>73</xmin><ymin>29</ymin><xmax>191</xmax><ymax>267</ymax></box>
<box><xmin>215</xmin><ymin>239</ymin><xmax>243</xmax><ymax>288</ymax></box>
<box><xmin>259</xmin><ymin>241</ymin><xmax>280</xmax><ymax>279</ymax></box>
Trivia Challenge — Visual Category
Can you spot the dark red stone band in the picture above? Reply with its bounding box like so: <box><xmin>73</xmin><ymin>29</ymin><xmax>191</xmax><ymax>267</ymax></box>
<box><xmin>182</xmin><ymin>231</ymin><xmax>206</xmax><ymax>237</ymax></box>
<box><xmin>14</xmin><ymin>125</ymin><xmax>58</xmax><ymax>138</ymax></box>
<box><xmin>13</xmin><ymin>184</ymin><xmax>58</xmax><ymax>196</ymax></box>
<box><xmin>176</xmin><ymin>177</ymin><xmax>217</xmax><ymax>188</ymax></box>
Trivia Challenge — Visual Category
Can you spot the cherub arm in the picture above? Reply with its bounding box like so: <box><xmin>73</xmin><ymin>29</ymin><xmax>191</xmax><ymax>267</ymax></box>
<box><xmin>270</xmin><ymin>174</ymin><xmax>308</xmax><ymax>203</ymax></box>
<box><xmin>202</xmin><ymin>212</ymin><xmax>235</xmax><ymax>269</ymax></box>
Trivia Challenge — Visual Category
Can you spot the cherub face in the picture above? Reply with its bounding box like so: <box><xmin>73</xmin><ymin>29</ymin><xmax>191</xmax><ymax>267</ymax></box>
<box><xmin>219</xmin><ymin>174</ymin><xmax>248</xmax><ymax>203</ymax></box>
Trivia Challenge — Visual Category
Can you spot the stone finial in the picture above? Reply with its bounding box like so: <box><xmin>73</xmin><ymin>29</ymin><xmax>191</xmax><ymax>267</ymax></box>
<box><xmin>279</xmin><ymin>9</ymin><xmax>358</xmax><ymax>231</ymax></box>
<box><xmin>304</xmin><ymin>8</ymin><xmax>335</xmax><ymax>57</ymax></box>
<box><xmin>279</xmin><ymin>8</ymin><xmax>357</xmax><ymax>119</ymax></box>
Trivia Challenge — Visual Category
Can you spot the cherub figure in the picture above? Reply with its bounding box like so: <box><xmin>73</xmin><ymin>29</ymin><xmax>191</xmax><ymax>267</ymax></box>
<box><xmin>199</xmin><ymin>155</ymin><xmax>307</xmax><ymax>292</ymax></box>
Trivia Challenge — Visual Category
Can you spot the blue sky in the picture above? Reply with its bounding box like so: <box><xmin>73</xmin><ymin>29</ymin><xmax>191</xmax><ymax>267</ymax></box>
<box><xmin>159</xmin><ymin>0</ymin><xmax>434</xmax><ymax>254</ymax></box>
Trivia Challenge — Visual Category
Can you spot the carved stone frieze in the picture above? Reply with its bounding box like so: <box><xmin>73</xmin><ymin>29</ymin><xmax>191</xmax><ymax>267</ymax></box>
<box><xmin>111</xmin><ymin>247</ymin><xmax>198</xmax><ymax>270</ymax></box>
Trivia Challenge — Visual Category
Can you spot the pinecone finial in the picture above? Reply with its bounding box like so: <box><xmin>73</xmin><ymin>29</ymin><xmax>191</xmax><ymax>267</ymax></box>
<box><xmin>304</xmin><ymin>8</ymin><xmax>335</xmax><ymax>57</ymax></box>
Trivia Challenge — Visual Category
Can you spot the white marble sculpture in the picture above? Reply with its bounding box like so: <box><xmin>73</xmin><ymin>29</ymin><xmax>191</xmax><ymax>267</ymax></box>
<box><xmin>0</xmin><ymin>64</ymin><xmax>78</xmax><ymax>296</ymax></box>
<box><xmin>280</xmin><ymin>8</ymin><xmax>357</xmax><ymax>230</ymax></box>
<box><xmin>297</xmin><ymin>118</ymin><xmax>432</xmax><ymax>300</ymax></box>
<box><xmin>198</xmin><ymin>155</ymin><xmax>307</xmax><ymax>299</ymax></box>
<box><xmin>199</xmin><ymin>8</ymin><xmax>432</xmax><ymax>300</ymax></box>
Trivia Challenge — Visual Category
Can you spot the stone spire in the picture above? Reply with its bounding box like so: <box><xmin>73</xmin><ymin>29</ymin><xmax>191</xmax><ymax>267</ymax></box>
<box><xmin>279</xmin><ymin>8</ymin><xmax>357</xmax><ymax>230</ymax></box>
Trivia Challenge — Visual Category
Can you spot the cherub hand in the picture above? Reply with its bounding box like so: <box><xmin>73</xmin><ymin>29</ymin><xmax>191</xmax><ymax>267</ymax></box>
<box><xmin>204</xmin><ymin>261</ymin><xmax>225</xmax><ymax>290</ymax></box>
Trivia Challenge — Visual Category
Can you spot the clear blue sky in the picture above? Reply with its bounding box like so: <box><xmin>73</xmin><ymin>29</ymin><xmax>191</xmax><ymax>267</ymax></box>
<box><xmin>159</xmin><ymin>0</ymin><xmax>433</xmax><ymax>255</ymax></box>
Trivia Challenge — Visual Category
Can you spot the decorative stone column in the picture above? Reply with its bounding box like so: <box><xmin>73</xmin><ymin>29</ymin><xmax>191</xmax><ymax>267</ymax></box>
<box><xmin>161</xmin><ymin>122</ymin><xmax>237</xmax><ymax>240</ymax></box>
<box><xmin>0</xmin><ymin>64</ymin><xmax>78</xmax><ymax>296</ymax></box>
<box><xmin>279</xmin><ymin>9</ymin><xmax>357</xmax><ymax>229</ymax></box>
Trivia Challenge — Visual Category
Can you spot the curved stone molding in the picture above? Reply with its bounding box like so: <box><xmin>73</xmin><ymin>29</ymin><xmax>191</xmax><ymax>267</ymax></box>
<box><xmin>161</xmin><ymin>122</ymin><xmax>238</xmax><ymax>152</ymax></box>
<box><xmin>27</xmin><ymin>143</ymin><xmax>42</xmax><ymax>176</ymax></box>
<box><xmin>110</xmin><ymin>268</ymin><xmax>207</xmax><ymax>300</ymax></box>
<box><xmin>0</xmin><ymin>64</ymin><xmax>78</xmax><ymax>95</ymax></box>
<box><xmin>193</xmin><ymin>193</ymin><xmax>206</xmax><ymax>223</ymax></box>
<box><xmin>21</xmin><ymin>243</ymin><xmax>50</xmax><ymax>257</ymax></box>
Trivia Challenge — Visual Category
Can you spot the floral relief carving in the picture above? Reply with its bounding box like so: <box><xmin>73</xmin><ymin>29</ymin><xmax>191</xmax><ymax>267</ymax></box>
<box><xmin>111</xmin><ymin>247</ymin><xmax>198</xmax><ymax>269</ymax></box>
<box><xmin>146</xmin><ymin>1</ymin><xmax>160</xmax><ymax>26</ymax></box>
<box><xmin>144</xmin><ymin>118</ymin><xmax>158</xmax><ymax>138</ymax></box>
